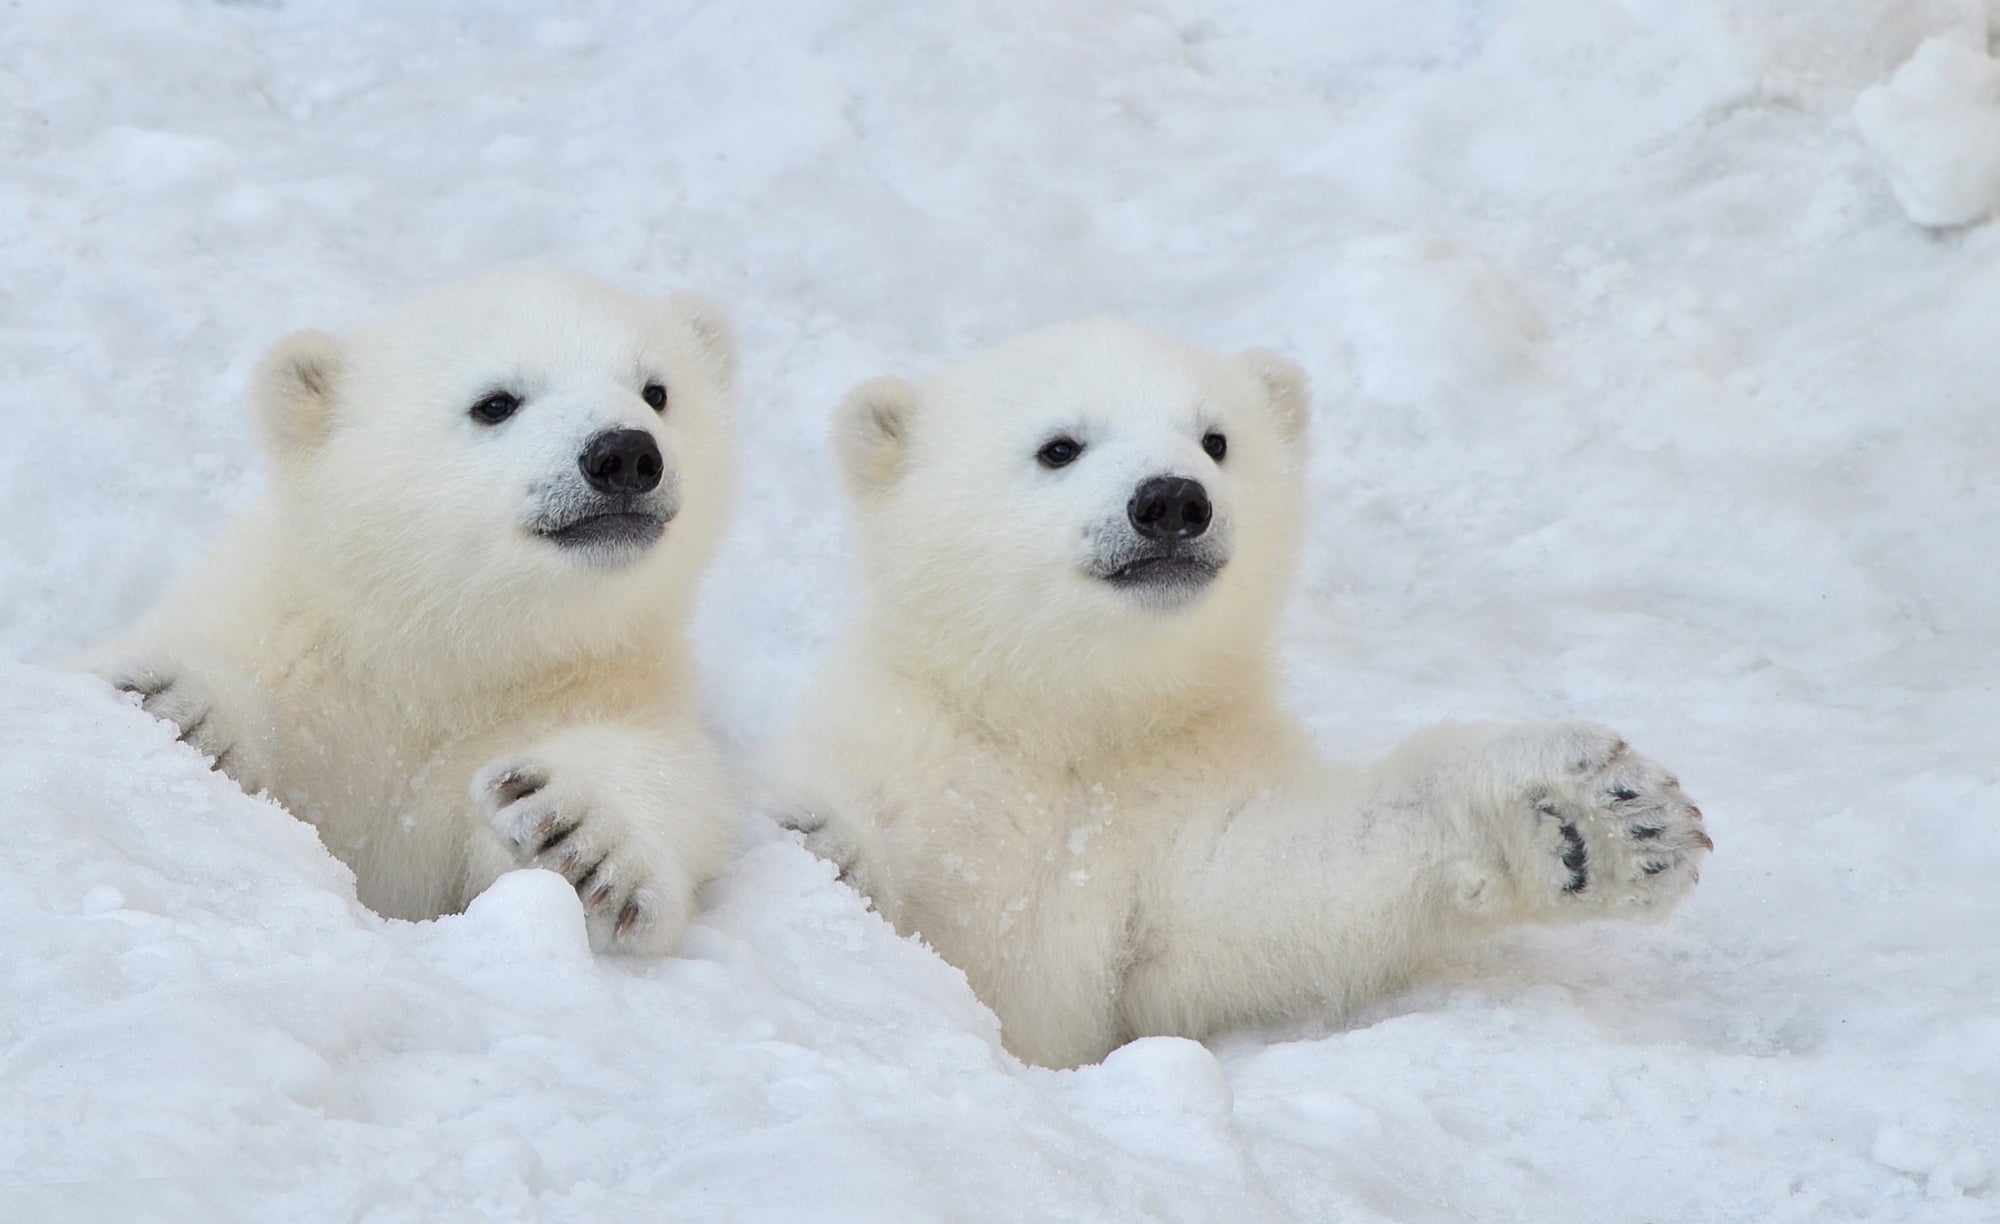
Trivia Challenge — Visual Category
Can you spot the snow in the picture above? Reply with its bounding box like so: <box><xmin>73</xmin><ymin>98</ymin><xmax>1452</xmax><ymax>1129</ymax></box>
<box><xmin>2</xmin><ymin>0</ymin><xmax>1996</xmax><ymax>1219</ymax></box>
<box><xmin>1856</xmin><ymin>37</ymin><xmax>2000</xmax><ymax>228</ymax></box>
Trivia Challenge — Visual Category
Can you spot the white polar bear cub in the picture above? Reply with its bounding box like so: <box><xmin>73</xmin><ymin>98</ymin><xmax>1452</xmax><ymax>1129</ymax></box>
<box><xmin>86</xmin><ymin>269</ymin><xmax>738</xmax><ymax>954</ymax></box>
<box><xmin>772</xmin><ymin>320</ymin><xmax>1713</xmax><ymax>1068</ymax></box>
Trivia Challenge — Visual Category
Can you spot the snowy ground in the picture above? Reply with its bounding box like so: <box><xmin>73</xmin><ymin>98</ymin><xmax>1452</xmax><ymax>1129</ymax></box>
<box><xmin>3</xmin><ymin>0</ymin><xmax>1998</xmax><ymax>1219</ymax></box>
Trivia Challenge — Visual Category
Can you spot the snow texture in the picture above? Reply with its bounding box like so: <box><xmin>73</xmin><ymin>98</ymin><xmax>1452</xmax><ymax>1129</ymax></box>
<box><xmin>1</xmin><ymin>1</ymin><xmax>1996</xmax><ymax>1220</ymax></box>
<box><xmin>1856</xmin><ymin>36</ymin><xmax>2000</xmax><ymax>227</ymax></box>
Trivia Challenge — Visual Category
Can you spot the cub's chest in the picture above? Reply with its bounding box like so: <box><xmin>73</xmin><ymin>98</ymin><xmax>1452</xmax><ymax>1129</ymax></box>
<box><xmin>885</xmin><ymin>764</ymin><xmax>1174</xmax><ymax>929</ymax></box>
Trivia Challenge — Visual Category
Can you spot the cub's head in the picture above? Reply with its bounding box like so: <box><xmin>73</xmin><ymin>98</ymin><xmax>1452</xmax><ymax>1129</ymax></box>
<box><xmin>835</xmin><ymin>320</ymin><xmax>1309</xmax><ymax>711</ymax></box>
<box><xmin>251</xmin><ymin>268</ymin><xmax>735</xmax><ymax>646</ymax></box>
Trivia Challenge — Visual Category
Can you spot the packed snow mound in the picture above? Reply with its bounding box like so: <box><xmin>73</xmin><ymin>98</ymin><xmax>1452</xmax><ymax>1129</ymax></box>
<box><xmin>1855</xmin><ymin>37</ymin><xmax>2000</xmax><ymax>227</ymax></box>
<box><xmin>0</xmin><ymin>663</ymin><xmax>1210</xmax><ymax>1221</ymax></box>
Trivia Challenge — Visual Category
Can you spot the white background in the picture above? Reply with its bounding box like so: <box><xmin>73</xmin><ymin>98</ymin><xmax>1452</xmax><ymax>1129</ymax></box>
<box><xmin>2</xmin><ymin>1</ymin><xmax>1996</xmax><ymax>1219</ymax></box>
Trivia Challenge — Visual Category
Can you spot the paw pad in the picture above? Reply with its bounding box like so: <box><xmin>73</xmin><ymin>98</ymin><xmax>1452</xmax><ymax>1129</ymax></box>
<box><xmin>1555</xmin><ymin>820</ymin><xmax>1588</xmax><ymax>893</ymax></box>
<box><xmin>1524</xmin><ymin>736</ymin><xmax>1711</xmax><ymax>913</ymax></box>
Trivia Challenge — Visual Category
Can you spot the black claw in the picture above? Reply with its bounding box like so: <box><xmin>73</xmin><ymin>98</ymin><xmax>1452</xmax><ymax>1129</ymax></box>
<box><xmin>1631</xmin><ymin>824</ymin><xmax>1663</xmax><ymax>840</ymax></box>
<box><xmin>572</xmin><ymin>854</ymin><xmax>611</xmax><ymax>890</ymax></box>
<box><xmin>1558</xmin><ymin>822</ymin><xmax>1588</xmax><ymax>893</ymax></box>
<box><xmin>534</xmin><ymin>820</ymin><xmax>579</xmax><ymax>857</ymax></box>
<box><xmin>615</xmin><ymin>900</ymin><xmax>644</xmax><ymax>936</ymax></box>
<box><xmin>491</xmin><ymin>770</ymin><xmax>545</xmax><ymax>806</ymax></box>
<box><xmin>177</xmin><ymin>712</ymin><xmax>210</xmax><ymax>744</ymax></box>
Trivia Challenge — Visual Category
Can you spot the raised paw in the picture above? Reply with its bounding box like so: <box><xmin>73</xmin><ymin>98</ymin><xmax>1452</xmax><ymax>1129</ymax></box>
<box><xmin>473</xmin><ymin>756</ymin><xmax>670</xmax><ymax>954</ymax></box>
<box><xmin>1518</xmin><ymin>730</ymin><xmax>1711</xmax><ymax>917</ymax></box>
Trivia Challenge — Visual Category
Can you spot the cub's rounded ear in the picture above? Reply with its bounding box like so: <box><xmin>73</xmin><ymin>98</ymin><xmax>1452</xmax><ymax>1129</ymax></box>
<box><xmin>666</xmin><ymin>290</ymin><xmax>738</xmax><ymax>392</ymax></box>
<box><xmin>833</xmin><ymin>376</ymin><xmax>922</xmax><ymax>499</ymax></box>
<box><xmin>252</xmin><ymin>329</ymin><xmax>344</xmax><ymax>464</ymax></box>
<box><xmin>1239</xmin><ymin>348</ymin><xmax>1311</xmax><ymax>443</ymax></box>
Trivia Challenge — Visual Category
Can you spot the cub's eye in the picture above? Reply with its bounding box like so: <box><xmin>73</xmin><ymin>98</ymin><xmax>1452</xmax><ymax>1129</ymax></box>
<box><xmin>1202</xmin><ymin>431</ymin><xmax>1227</xmax><ymax>462</ymax></box>
<box><xmin>469</xmin><ymin>391</ymin><xmax>522</xmax><ymax>425</ymax></box>
<box><xmin>642</xmin><ymin>382</ymin><xmax>668</xmax><ymax>412</ymax></box>
<box><xmin>1037</xmin><ymin>436</ymin><xmax>1084</xmax><ymax>469</ymax></box>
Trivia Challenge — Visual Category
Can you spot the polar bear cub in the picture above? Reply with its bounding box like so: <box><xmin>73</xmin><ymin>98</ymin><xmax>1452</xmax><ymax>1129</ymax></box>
<box><xmin>87</xmin><ymin>269</ymin><xmax>738</xmax><ymax>953</ymax></box>
<box><xmin>772</xmin><ymin>320</ymin><xmax>1712</xmax><ymax>1068</ymax></box>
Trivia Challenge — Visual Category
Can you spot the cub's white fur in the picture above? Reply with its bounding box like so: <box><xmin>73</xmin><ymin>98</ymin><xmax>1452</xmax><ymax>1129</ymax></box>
<box><xmin>86</xmin><ymin>269</ymin><xmax>739</xmax><ymax>953</ymax></box>
<box><xmin>771</xmin><ymin>320</ymin><xmax>1711</xmax><ymax>1068</ymax></box>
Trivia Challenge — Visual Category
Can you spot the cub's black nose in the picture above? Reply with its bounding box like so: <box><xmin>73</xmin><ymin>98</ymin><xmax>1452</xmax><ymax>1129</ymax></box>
<box><xmin>580</xmin><ymin>429</ymin><xmax>663</xmax><ymax>495</ymax></box>
<box><xmin>1128</xmin><ymin>476</ymin><xmax>1212</xmax><ymax>541</ymax></box>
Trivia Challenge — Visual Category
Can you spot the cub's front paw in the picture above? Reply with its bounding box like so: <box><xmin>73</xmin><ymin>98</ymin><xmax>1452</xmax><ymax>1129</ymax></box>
<box><xmin>102</xmin><ymin>663</ymin><xmax>263</xmax><ymax>791</ymax></box>
<box><xmin>778</xmin><ymin>807</ymin><xmax>861</xmax><ymax>883</ymax></box>
<box><xmin>1516</xmin><ymin>726</ymin><xmax>1711</xmax><ymax>917</ymax></box>
<box><xmin>473</xmin><ymin>755</ymin><xmax>676</xmax><ymax>954</ymax></box>
<box><xmin>778</xmin><ymin>806</ymin><xmax>895</xmax><ymax>918</ymax></box>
